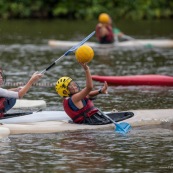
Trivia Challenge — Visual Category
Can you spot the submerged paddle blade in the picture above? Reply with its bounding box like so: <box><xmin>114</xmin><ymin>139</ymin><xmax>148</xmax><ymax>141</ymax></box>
<box><xmin>115</xmin><ymin>122</ymin><xmax>131</xmax><ymax>134</ymax></box>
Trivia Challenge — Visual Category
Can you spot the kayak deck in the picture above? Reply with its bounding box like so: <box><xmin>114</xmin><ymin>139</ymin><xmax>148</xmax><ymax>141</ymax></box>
<box><xmin>0</xmin><ymin>111</ymin><xmax>134</xmax><ymax>124</ymax></box>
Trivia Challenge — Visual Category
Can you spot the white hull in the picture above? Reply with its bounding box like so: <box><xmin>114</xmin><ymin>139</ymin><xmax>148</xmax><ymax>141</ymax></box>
<box><xmin>1</xmin><ymin>111</ymin><xmax>70</xmax><ymax>124</ymax></box>
<box><xmin>48</xmin><ymin>39</ymin><xmax>173</xmax><ymax>49</ymax></box>
<box><xmin>0</xmin><ymin>109</ymin><xmax>173</xmax><ymax>138</ymax></box>
<box><xmin>12</xmin><ymin>99</ymin><xmax>46</xmax><ymax>109</ymax></box>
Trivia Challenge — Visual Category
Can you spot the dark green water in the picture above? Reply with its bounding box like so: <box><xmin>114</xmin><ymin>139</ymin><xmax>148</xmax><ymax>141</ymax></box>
<box><xmin>0</xmin><ymin>19</ymin><xmax>173</xmax><ymax>173</ymax></box>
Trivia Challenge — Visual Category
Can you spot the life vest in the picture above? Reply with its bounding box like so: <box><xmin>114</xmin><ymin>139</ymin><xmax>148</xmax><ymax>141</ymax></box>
<box><xmin>63</xmin><ymin>97</ymin><xmax>99</xmax><ymax>123</ymax></box>
<box><xmin>96</xmin><ymin>24</ymin><xmax>114</xmax><ymax>43</ymax></box>
<box><xmin>0</xmin><ymin>97</ymin><xmax>6</xmax><ymax>118</ymax></box>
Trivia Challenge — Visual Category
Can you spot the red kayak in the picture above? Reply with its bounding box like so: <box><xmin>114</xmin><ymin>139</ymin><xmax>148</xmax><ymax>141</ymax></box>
<box><xmin>92</xmin><ymin>75</ymin><xmax>173</xmax><ymax>86</ymax></box>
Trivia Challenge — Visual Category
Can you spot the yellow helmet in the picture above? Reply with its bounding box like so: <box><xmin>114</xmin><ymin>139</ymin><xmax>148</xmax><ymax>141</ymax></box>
<box><xmin>98</xmin><ymin>13</ymin><xmax>110</xmax><ymax>24</ymax></box>
<box><xmin>55</xmin><ymin>77</ymin><xmax>72</xmax><ymax>97</ymax></box>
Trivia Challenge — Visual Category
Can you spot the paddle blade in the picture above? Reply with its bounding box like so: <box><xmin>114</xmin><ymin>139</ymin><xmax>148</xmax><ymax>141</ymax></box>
<box><xmin>65</xmin><ymin>31</ymin><xmax>95</xmax><ymax>56</ymax></box>
<box><xmin>115</xmin><ymin>122</ymin><xmax>131</xmax><ymax>134</ymax></box>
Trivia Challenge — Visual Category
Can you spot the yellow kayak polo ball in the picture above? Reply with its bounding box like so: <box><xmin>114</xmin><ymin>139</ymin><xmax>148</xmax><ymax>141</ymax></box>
<box><xmin>75</xmin><ymin>45</ymin><xmax>94</xmax><ymax>63</ymax></box>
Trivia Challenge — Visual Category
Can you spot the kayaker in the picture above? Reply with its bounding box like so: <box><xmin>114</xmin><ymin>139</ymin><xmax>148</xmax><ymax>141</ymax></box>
<box><xmin>55</xmin><ymin>46</ymin><xmax>111</xmax><ymax>125</ymax></box>
<box><xmin>0</xmin><ymin>68</ymin><xmax>43</xmax><ymax>118</ymax></box>
<box><xmin>95</xmin><ymin>13</ymin><xmax>130</xmax><ymax>43</ymax></box>
<box><xmin>95</xmin><ymin>13</ymin><xmax>115</xmax><ymax>44</ymax></box>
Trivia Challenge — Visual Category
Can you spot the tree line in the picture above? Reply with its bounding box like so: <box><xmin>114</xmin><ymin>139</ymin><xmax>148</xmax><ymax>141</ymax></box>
<box><xmin>0</xmin><ymin>0</ymin><xmax>172</xmax><ymax>20</ymax></box>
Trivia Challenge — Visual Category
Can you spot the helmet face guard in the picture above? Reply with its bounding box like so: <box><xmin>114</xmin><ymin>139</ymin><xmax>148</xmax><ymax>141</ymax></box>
<box><xmin>55</xmin><ymin>77</ymin><xmax>72</xmax><ymax>97</ymax></box>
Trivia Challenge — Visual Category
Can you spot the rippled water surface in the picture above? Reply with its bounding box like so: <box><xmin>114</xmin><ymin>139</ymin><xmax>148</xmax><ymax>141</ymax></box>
<box><xmin>0</xmin><ymin>127</ymin><xmax>173</xmax><ymax>173</ymax></box>
<box><xmin>0</xmin><ymin>20</ymin><xmax>173</xmax><ymax>172</ymax></box>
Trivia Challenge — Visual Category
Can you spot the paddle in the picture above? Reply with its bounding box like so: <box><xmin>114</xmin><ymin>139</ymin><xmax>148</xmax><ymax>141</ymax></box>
<box><xmin>41</xmin><ymin>31</ymin><xmax>95</xmax><ymax>74</ymax></box>
<box><xmin>114</xmin><ymin>28</ymin><xmax>137</xmax><ymax>41</ymax></box>
<box><xmin>114</xmin><ymin>28</ymin><xmax>167</xmax><ymax>57</ymax></box>
<box><xmin>103</xmin><ymin>112</ymin><xmax>131</xmax><ymax>134</ymax></box>
<box><xmin>113</xmin><ymin>28</ymin><xmax>154</xmax><ymax>48</ymax></box>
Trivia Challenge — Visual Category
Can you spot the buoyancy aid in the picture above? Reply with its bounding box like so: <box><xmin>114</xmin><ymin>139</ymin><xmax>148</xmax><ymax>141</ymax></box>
<box><xmin>96</xmin><ymin>24</ymin><xmax>114</xmax><ymax>43</ymax></box>
<box><xmin>63</xmin><ymin>97</ymin><xmax>99</xmax><ymax>123</ymax></box>
<box><xmin>0</xmin><ymin>97</ymin><xmax>6</xmax><ymax>118</ymax></box>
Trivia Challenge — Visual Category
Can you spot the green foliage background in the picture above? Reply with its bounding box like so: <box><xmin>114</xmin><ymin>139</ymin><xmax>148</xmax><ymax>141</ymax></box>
<box><xmin>0</xmin><ymin>0</ymin><xmax>173</xmax><ymax>20</ymax></box>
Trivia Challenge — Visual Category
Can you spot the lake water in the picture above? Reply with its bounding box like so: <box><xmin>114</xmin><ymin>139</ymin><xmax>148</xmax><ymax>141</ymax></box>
<box><xmin>0</xmin><ymin>19</ymin><xmax>173</xmax><ymax>173</ymax></box>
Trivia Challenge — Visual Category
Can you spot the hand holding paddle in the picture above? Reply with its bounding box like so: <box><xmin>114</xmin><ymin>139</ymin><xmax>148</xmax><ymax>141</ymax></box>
<box><xmin>100</xmin><ymin>110</ymin><xmax>131</xmax><ymax>134</ymax></box>
<box><xmin>18</xmin><ymin>72</ymin><xmax>43</xmax><ymax>98</ymax></box>
<box><xmin>29</xmin><ymin>72</ymin><xmax>43</xmax><ymax>84</ymax></box>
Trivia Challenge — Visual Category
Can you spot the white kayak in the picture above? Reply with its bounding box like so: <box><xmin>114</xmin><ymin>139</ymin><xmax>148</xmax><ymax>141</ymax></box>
<box><xmin>1</xmin><ymin>111</ymin><xmax>70</xmax><ymax>124</ymax></box>
<box><xmin>12</xmin><ymin>99</ymin><xmax>46</xmax><ymax>109</ymax></box>
<box><xmin>48</xmin><ymin>39</ymin><xmax>173</xmax><ymax>49</ymax></box>
<box><xmin>0</xmin><ymin>109</ymin><xmax>173</xmax><ymax>137</ymax></box>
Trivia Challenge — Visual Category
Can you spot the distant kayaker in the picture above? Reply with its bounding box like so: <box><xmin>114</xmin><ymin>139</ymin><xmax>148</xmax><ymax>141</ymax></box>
<box><xmin>55</xmin><ymin>45</ymin><xmax>111</xmax><ymax>125</ymax></box>
<box><xmin>0</xmin><ymin>68</ymin><xmax>43</xmax><ymax>118</ymax></box>
<box><xmin>95</xmin><ymin>13</ymin><xmax>114</xmax><ymax>44</ymax></box>
<box><xmin>95</xmin><ymin>13</ymin><xmax>130</xmax><ymax>43</ymax></box>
